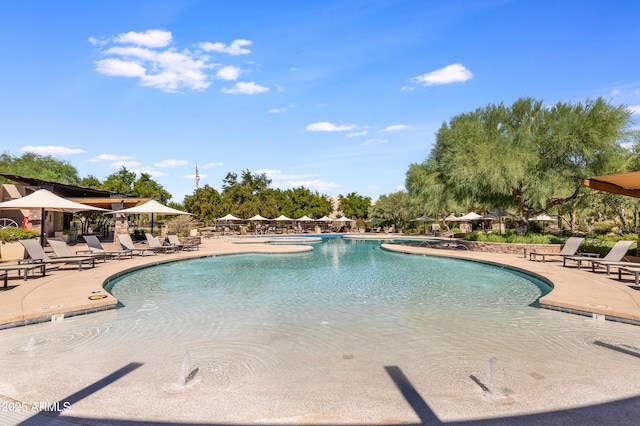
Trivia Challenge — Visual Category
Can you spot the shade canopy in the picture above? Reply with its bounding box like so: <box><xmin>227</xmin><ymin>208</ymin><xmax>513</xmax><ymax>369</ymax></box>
<box><xmin>444</xmin><ymin>214</ymin><xmax>461</xmax><ymax>221</ymax></box>
<box><xmin>317</xmin><ymin>216</ymin><xmax>334</xmax><ymax>222</ymax></box>
<box><xmin>296</xmin><ymin>215</ymin><xmax>314</xmax><ymax>221</ymax></box>
<box><xmin>481</xmin><ymin>209</ymin><xmax>518</xmax><ymax>220</ymax></box>
<box><xmin>218</xmin><ymin>213</ymin><xmax>243</xmax><ymax>221</ymax></box>
<box><xmin>0</xmin><ymin>189</ymin><xmax>107</xmax><ymax>246</ymax></box>
<box><xmin>247</xmin><ymin>214</ymin><xmax>270</xmax><ymax>221</ymax></box>
<box><xmin>458</xmin><ymin>212</ymin><xmax>483</xmax><ymax>221</ymax></box>
<box><xmin>114</xmin><ymin>199</ymin><xmax>191</xmax><ymax>216</ymax></box>
<box><xmin>273</xmin><ymin>214</ymin><xmax>293</xmax><ymax>221</ymax></box>
<box><xmin>0</xmin><ymin>189</ymin><xmax>107</xmax><ymax>213</ymax></box>
<box><xmin>531</xmin><ymin>213</ymin><xmax>556</xmax><ymax>221</ymax></box>
<box><xmin>412</xmin><ymin>215</ymin><xmax>435</xmax><ymax>222</ymax></box>
<box><xmin>334</xmin><ymin>216</ymin><xmax>353</xmax><ymax>222</ymax></box>
<box><xmin>582</xmin><ymin>171</ymin><xmax>640</xmax><ymax>198</ymax></box>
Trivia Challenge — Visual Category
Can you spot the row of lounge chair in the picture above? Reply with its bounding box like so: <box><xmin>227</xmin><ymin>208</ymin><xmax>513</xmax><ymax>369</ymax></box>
<box><xmin>529</xmin><ymin>237</ymin><xmax>640</xmax><ymax>286</ymax></box>
<box><xmin>5</xmin><ymin>234</ymin><xmax>200</xmax><ymax>282</ymax></box>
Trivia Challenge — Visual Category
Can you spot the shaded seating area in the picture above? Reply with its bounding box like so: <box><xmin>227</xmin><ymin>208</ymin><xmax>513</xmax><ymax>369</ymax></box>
<box><xmin>19</xmin><ymin>239</ymin><xmax>95</xmax><ymax>270</ymax></box>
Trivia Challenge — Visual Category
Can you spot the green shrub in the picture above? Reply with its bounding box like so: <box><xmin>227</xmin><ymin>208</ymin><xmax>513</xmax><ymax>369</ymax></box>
<box><xmin>0</xmin><ymin>228</ymin><xmax>40</xmax><ymax>242</ymax></box>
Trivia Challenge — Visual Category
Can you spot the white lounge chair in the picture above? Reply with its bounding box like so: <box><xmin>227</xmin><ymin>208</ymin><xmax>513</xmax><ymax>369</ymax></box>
<box><xmin>145</xmin><ymin>233</ymin><xmax>177</xmax><ymax>253</ymax></box>
<box><xmin>167</xmin><ymin>234</ymin><xmax>199</xmax><ymax>251</ymax></box>
<box><xmin>564</xmin><ymin>240</ymin><xmax>635</xmax><ymax>271</ymax></box>
<box><xmin>529</xmin><ymin>237</ymin><xmax>587</xmax><ymax>262</ymax></box>
<box><xmin>82</xmin><ymin>235</ymin><xmax>134</xmax><ymax>259</ymax></box>
<box><xmin>48</xmin><ymin>239</ymin><xmax>107</xmax><ymax>263</ymax></box>
<box><xmin>116</xmin><ymin>234</ymin><xmax>157</xmax><ymax>256</ymax></box>
<box><xmin>19</xmin><ymin>239</ymin><xmax>95</xmax><ymax>270</ymax></box>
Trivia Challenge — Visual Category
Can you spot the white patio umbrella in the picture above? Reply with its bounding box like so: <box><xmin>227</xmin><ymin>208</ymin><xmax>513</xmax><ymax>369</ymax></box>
<box><xmin>247</xmin><ymin>214</ymin><xmax>270</xmax><ymax>221</ymax></box>
<box><xmin>296</xmin><ymin>215</ymin><xmax>314</xmax><ymax>221</ymax></box>
<box><xmin>317</xmin><ymin>216</ymin><xmax>333</xmax><ymax>222</ymax></box>
<box><xmin>218</xmin><ymin>213</ymin><xmax>243</xmax><ymax>221</ymax></box>
<box><xmin>114</xmin><ymin>199</ymin><xmax>192</xmax><ymax>233</ymax></box>
<box><xmin>530</xmin><ymin>213</ymin><xmax>556</xmax><ymax>221</ymax></box>
<box><xmin>458</xmin><ymin>212</ymin><xmax>483</xmax><ymax>221</ymax></box>
<box><xmin>0</xmin><ymin>189</ymin><xmax>107</xmax><ymax>246</ymax></box>
<box><xmin>334</xmin><ymin>216</ymin><xmax>353</xmax><ymax>222</ymax></box>
<box><xmin>273</xmin><ymin>214</ymin><xmax>293</xmax><ymax>221</ymax></box>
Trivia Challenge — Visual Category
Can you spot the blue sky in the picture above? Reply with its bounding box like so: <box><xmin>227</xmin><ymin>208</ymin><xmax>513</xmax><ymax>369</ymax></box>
<box><xmin>1</xmin><ymin>0</ymin><xmax>639</xmax><ymax>204</ymax></box>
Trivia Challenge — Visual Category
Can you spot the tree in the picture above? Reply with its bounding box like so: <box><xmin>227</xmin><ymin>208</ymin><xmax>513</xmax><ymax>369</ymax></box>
<box><xmin>368</xmin><ymin>191</ymin><xmax>411</xmax><ymax>228</ymax></box>
<box><xmin>183</xmin><ymin>184</ymin><xmax>223</xmax><ymax>223</ymax></box>
<box><xmin>102</xmin><ymin>167</ymin><xmax>137</xmax><ymax>194</ymax></box>
<box><xmin>0</xmin><ymin>152</ymin><xmax>81</xmax><ymax>184</ymax></box>
<box><xmin>282</xmin><ymin>187</ymin><xmax>332</xmax><ymax>218</ymax></box>
<box><xmin>79</xmin><ymin>175</ymin><xmax>102</xmax><ymax>188</ymax></box>
<box><xmin>132</xmin><ymin>173</ymin><xmax>171</xmax><ymax>203</ymax></box>
<box><xmin>338</xmin><ymin>192</ymin><xmax>371</xmax><ymax>219</ymax></box>
<box><xmin>407</xmin><ymin>97</ymin><xmax>637</xmax><ymax>233</ymax></box>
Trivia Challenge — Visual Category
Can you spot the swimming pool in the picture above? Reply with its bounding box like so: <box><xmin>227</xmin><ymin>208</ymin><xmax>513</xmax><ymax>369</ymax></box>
<box><xmin>2</xmin><ymin>238</ymin><xmax>640</xmax><ymax>424</ymax></box>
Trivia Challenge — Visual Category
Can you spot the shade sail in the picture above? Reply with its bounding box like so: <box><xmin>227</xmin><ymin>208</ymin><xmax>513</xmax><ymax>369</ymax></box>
<box><xmin>582</xmin><ymin>171</ymin><xmax>640</xmax><ymax>198</ymax></box>
<box><xmin>114</xmin><ymin>199</ymin><xmax>191</xmax><ymax>215</ymax></box>
<box><xmin>248</xmin><ymin>214</ymin><xmax>270</xmax><ymax>221</ymax></box>
<box><xmin>334</xmin><ymin>216</ymin><xmax>353</xmax><ymax>222</ymax></box>
<box><xmin>296</xmin><ymin>215</ymin><xmax>314</xmax><ymax>221</ymax></box>
<box><xmin>273</xmin><ymin>215</ymin><xmax>293</xmax><ymax>221</ymax></box>
<box><xmin>317</xmin><ymin>216</ymin><xmax>334</xmax><ymax>222</ymax></box>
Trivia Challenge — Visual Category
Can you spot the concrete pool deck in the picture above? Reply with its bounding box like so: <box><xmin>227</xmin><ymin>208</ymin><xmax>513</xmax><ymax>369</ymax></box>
<box><xmin>1</xmin><ymin>234</ymin><xmax>640</xmax><ymax>328</ymax></box>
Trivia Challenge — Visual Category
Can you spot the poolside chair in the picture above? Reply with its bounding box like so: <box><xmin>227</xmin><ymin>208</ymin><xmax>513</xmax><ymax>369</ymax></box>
<box><xmin>19</xmin><ymin>239</ymin><xmax>95</xmax><ymax>270</ymax></box>
<box><xmin>167</xmin><ymin>234</ymin><xmax>199</xmax><ymax>251</ymax></box>
<box><xmin>48</xmin><ymin>239</ymin><xmax>107</xmax><ymax>263</ymax></box>
<box><xmin>563</xmin><ymin>240</ymin><xmax>635</xmax><ymax>271</ymax></box>
<box><xmin>145</xmin><ymin>233</ymin><xmax>177</xmax><ymax>253</ymax></box>
<box><xmin>529</xmin><ymin>237</ymin><xmax>587</xmax><ymax>262</ymax></box>
<box><xmin>116</xmin><ymin>234</ymin><xmax>157</xmax><ymax>256</ymax></box>
<box><xmin>587</xmin><ymin>240</ymin><xmax>638</xmax><ymax>276</ymax></box>
<box><xmin>82</xmin><ymin>235</ymin><xmax>134</xmax><ymax>259</ymax></box>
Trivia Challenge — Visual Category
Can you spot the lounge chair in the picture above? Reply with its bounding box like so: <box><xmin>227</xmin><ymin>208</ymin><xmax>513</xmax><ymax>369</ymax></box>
<box><xmin>564</xmin><ymin>240</ymin><xmax>635</xmax><ymax>271</ymax></box>
<box><xmin>167</xmin><ymin>234</ymin><xmax>199</xmax><ymax>251</ymax></box>
<box><xmin>19</xmin><ymin>239</ymin><xmax>95</xmax><ymax>270</ymax></box>
<box><xmin>145</xmin><ymin>233</ymin><xmax>177</xmax><ymax>253</ymax></box>
<box><xmin>116</xmin><ymin>234</ymin><xmax>157</xmax><ymax>256</ymax></box>
<box><xmin>82</xmin><ymin>235</ymin><xmax>134</xmax><ymax>259</ymax></box>
<box><xmin>48</xmin><ymin>239</ymin><xmax>107</xmax><ymax>263</ymax></box>
<box><xmin>587</xmin><ymin>240</ymin><xmax>637</xmax><ymax>275</ymax></box>
<box><xmin>529</xmin><ymin>237</ymin><xmax>587</xmax><ymax>262</ymax></box>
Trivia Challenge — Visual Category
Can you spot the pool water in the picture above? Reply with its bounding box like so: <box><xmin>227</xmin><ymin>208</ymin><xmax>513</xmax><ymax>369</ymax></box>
<box><xmin>2</xmin><ymin>238</ymin><xmax>640</xmax><ymax>424</ymax></box>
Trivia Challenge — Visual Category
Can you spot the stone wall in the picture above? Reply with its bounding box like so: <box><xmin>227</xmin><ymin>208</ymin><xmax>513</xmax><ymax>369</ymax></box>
<box><xmin>458</xmin><ymin>241</ymin><xmax>562</xmax><ymax>256</ymax></box>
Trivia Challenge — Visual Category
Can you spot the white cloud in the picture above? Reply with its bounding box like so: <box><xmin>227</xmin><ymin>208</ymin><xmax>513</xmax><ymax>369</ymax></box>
<box><xmin>114</xmin><ymin>29</ymin><xmax>172</xmax><ymax>48</ymax></box>
<box><xmin>289</xmin><ymin>67</ymin><xmax>298</xmax><ymax>72</ymax></box>
<box><xmin>628</xmin><ymin>105</ymin><xmax>640</xmax><ymax>114</ymax></box>
<box><xmin>222</xmin><ymin>81</ymin><xmax>269</xmax><ymax>95</ymax></box>
<box><xmin>94</xmin><ymin>58</ymin><xmax>146</xmax><ymax>77</ymax></box>
<box><xmin>306</xmin><ymin>122</ymin><xmax>358</xmax><ymax>132</ymax></box>
<box><xmin>20</xmin><ymin>145</ymin><xmax>85</xmax><ymax>156</ymax></box>
<box><xmin>89</xmin><ymin>154</ymin><xmax>135</xmax><ymax>163</ymax></box>
<box><xmin>412</xmin><ymin>63</ymin><xmax>473</xmax><ymax>86</ymax></box>
<box><xmin>181</xmin><ymin>173</ymin><xmax>205</xmax><ymax>180</ymax></box>
<box><xmin>255</xmin><ymin>169</ymin><xmax>339</xmax><ymax>192</ymax></box>
<box><xmin>139</xmin><ymin>168</ymin><xmax>168</xmax><ymax>177</ymax></box>
<box><xmin>111</xmin><ymin>160</ymin><xmax>141</xmax><ymax>168</ymax></box>
<box><xmin>284</xmin><ymin>179</ymin><xmax>341</xmax><ymax>191</ymax></box>
<box><xmin>198</xmin><ymin>39</ymin><xmax>252</xmax><ymax>55</ymax></box>
<box><xmin>362</xmin><ymin>139</ymin><xmax>388</xmax><ymax>146</ymax></box>
<box><xmin>268</xmin><ymin>104</ymin><xmax>296</xmax><ymax>113</ymax></box>
<box><xmin>346</xmin><ymin>130</ymin><xmax>368</xmax><ymax>137</ymax></box>
<box><xmin>611</xmin><ymin>89</ymin><xmax>621</xmax><ymax>96</ymax></box>
<box><xmin>88</xmin><ymin>36</ymin><xmax>107</xmax><ymax>46</ymax></box>
<box><xmin>202</xmin><ymin>161</ymin><xmax>224</xmax><ymax>168</ymax></box>
<box><xmin>381</xmin><ymin>124</ymin><xmax>408</xmax><ymax>132</ymax></box>
<box><xmin>154</xmin><ymin>159</ymin><xmax>189</xmax><ymax>168</ymax></box>
<box><xmin>216</xmin><ymin>65</ymin><xmax>241</xmax><ymax>80</ymax></box>
<box><xmin>401</xmin><ymin>85</ymin><xmax>414</xmax><ymax>92</ymax></box>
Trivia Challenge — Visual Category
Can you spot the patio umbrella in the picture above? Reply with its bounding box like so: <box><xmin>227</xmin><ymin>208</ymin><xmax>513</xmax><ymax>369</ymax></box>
<box><xmin>0</xmin><ymin>189</ymin><xmax>107</xmax><ymax>246</ymax></box>
<box><xmin>218</xmin><ymin>213</ymin><xmax>243</xmax><ymax>221</ymax></box>
<box><xmin>411</xmin><ymin>215</ymin><xmax>435</xmax><ymax>234</ymax></box>
<box><xmin>530</xmin><ymin>213</ymin><xmax>556</xmax><ymax>221</ymax></box>
<box><xmin>458</xmin><ymin>212</ymin><xmax>483</xmax><ymax>221</ymax></box>
<box><xmin>114</xmin><ymin>199</ymin><xmax>192</xmax><ymax>234</ymax></box>
<box><xmin>480</xmin><ymin>209</ymin><xmax>518</xmax><ymax>234</ymax></box>
<box><xmin>247</xmin><ymin>214</ymin><xmax>270</xmax><ymax>221</ymax></box>
<box><xmin>273</xmin><ymin>214</ymin><xmax>293</xmax><ymax>221</ymax></box>
<box><xmin>334</xmin><ymin>216</ymin><xmax>353</xmax><ymax>222</ymax></box>
<box><xmin>444</xmin><ymin>213</ymin><xmax>461</xmax><ymax>221</ymax></box>
<box><xmin>296</xmin><ymin>215</ymin><xmax>314</xmax><ymax>221</ymax></box>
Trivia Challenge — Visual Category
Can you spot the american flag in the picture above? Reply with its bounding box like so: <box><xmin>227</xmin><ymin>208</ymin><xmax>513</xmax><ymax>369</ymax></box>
<box><xmin>195</xmin><ymin>165</ymin><xmax>200</xmax><ymax>189</ymax></box>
